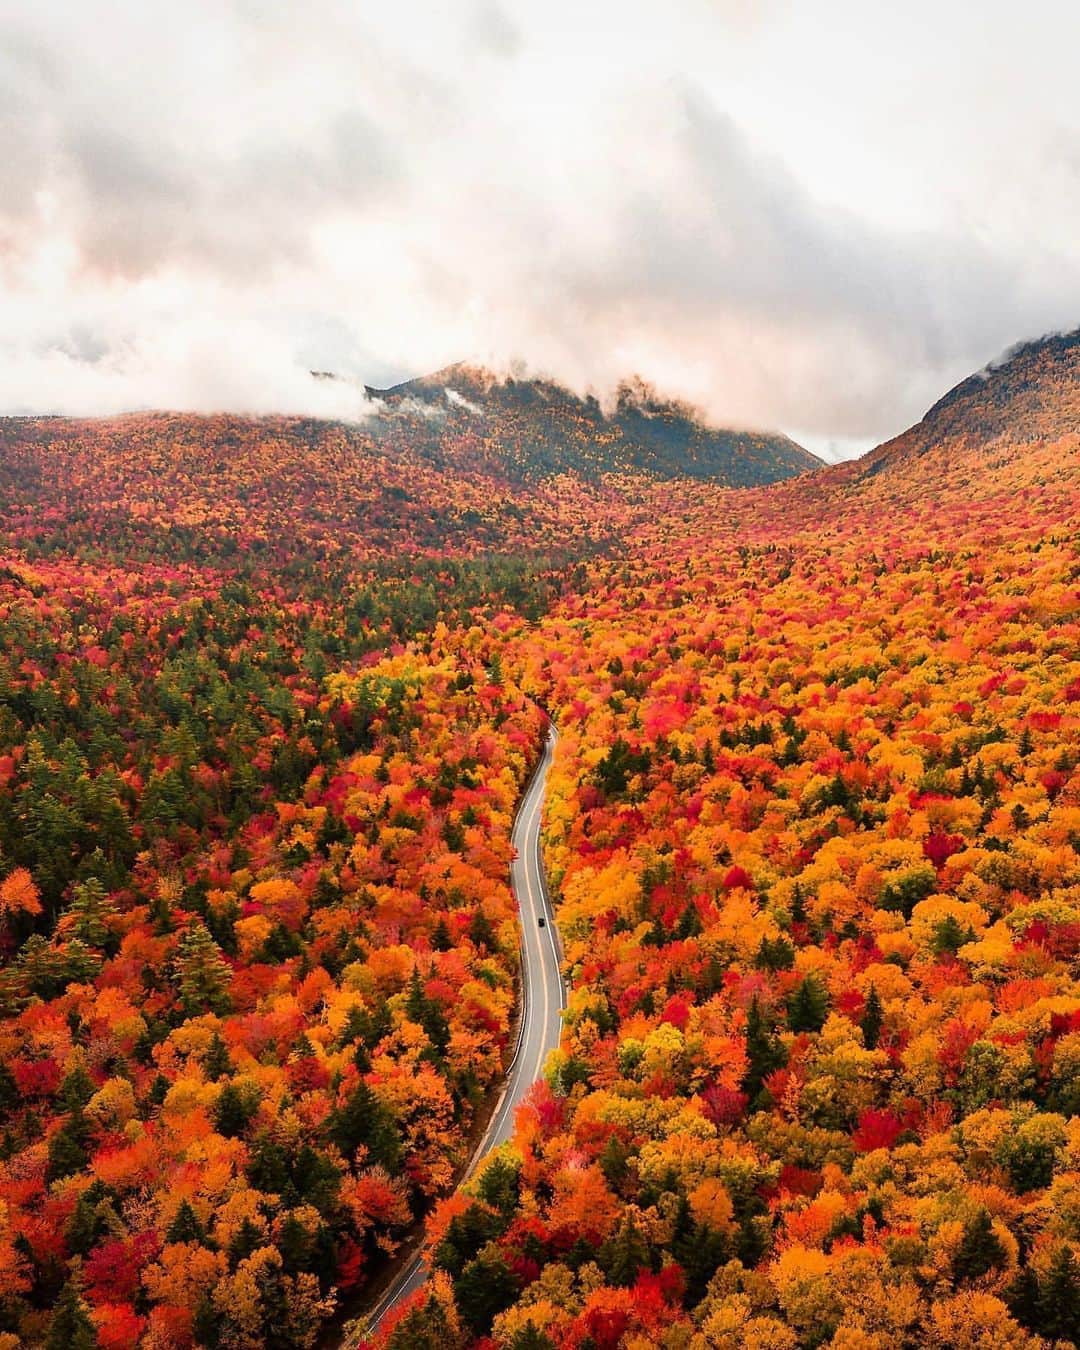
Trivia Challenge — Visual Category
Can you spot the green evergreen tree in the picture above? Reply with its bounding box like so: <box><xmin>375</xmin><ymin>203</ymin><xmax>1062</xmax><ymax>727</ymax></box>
<box><xmin>228</xmin><ymin>1217</ymin><xmax>263</xmax><ymax>1267</ymax></box>
<box><xmin>387</xmin><ymin>1294</ymin><xmax>462</xmax><ymax>1350</ymax></box>
<box><xmin>203</xmin><ymin>1032</ymin><xmax>233</xmax><ymax>1081</ymax></box>
<box><xmin>292</xmin><ymin>1144</ymin><xmax>340</xmax><ymax>1210</ymax></box>
<box><xmin>953</xmin><ymin>1209</ymin><xmax>1006</xmax><ymax>1282</ymax></box>
<box><xmin>860</xmin><ymin>985</ymin><xmax>884</xmax><ymax>1050</ymax></box>
<box><xmin>247</xmin><ymin>1133</ymin><xmax>290</xmax><ymax>1194</ymax></box>
<box><xmin>599</xmin><ymin>1132</ymin><xmax>632</xmax><ymax>1190</ymax></box>
<box><xmin>670</xmin><ymin>1191</ymin><xmax>727</xmax><ymax>1303</ymax></box>
<box><xmin>46</xmin><ymin>1280</ymin><xmax>98</xmax><ymax>1350</ymax></box>
<box><xmin>60</xmin><ymin>1063</ymin><xmax>96</xmax><ymax>1112</ymax></box>
<box><xmin>405</xmin><ymin>968</ymin><xmax>450</xmax><ymax>1057</ymax></box>
<box><xmin>468</xmin><ymin>909</ymin><xmax>497</xmax><ymax>953</ymax></box>
<box><xmin>786</xmin><ymin>974</ymin><xmax>830</xmax><ymax>1033</ymax></box>
<box><xmin>213</xmin><ymin>1082</ymin><xmax>256</xmax><ymax>1138</ymax></box>
<box><xmin>327</xmin><ymin>1080</ymin><xmax>401</xmax><ymax>1172</ymax></box>
<box><xmin>455</xmin><ymin>1247</ymin><xmax>519</xmax><ymax>1335</ymax></box>
<box><xmin>1037</xmin><ymin>1244</ymin><xmax>1080</xmax><ymax>1345</ymax></box>
<box><xmin>1004</xmin><ymin>1134</ymin><xmax>1057</xmax><ymax>1194</ymax></box>
<box><xmin>755</xmin><ymin>935</ymin><xmax>794</xmax><ymax>972</ymax></box>
<box><xmin>931</xmin><ymin>914</ymin><xmax>973</xmax><ymax>957</ymax></box>
<box><xmin>1005</xmin><ymin>1264</ymin><xmax>1041</xmax><ymax>1334</ymax></box>
<box><xmin>476</xmin><ymin>1155</ymin><xmax>520</xmax><ymax>1217</ymax></box>
<box><xmin>47</xmin><ymin>1112</ymin><xmax>89</xmax><ymax>1181</ymax></box>
<box><xmin>742</xmin><ymin>996</ymin><xmax>787</xmax><ymax>1103</ymax></box>
<box><xmin>601</xmin><ymin>1214</ymin><xmax>651</xmax><ymax>1287</ymax></box>
<box><xmin>66</xmin><ymin>1181</ymin><xmax>117</xmax><ymax>1256</ymax></box>
<box><xmin>434</xmin><ymin>1204</ymin><xmax>506</xmax><ymax>1278</ymax></box>
<box><xmin>166</xmin><ymin>1198</ymin><xmax>207</xmax><ymax>1246</ymax></box>
<box><xmin>175</xmin><ymin>920</ymin><xmax>232</xmax><ymax>1016</ymax></box>
<box><xmin>278</xmin><ymin>1212</ymin><xmax>311</xmax><ymax>1274</ymax></box>
<box><xmin>68</xmin><ymin>877</ymin><xmax>120</xmax><ymax>954</ymax></box>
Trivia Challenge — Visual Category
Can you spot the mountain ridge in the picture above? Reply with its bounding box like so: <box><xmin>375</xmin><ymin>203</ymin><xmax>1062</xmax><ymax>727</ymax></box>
<box><xmin>864</xmin><ymin>326</ymin><xmax>1080</xmax><ymax>472</ymax></box>
<box><xmin>358</xmin><ymin>361</ymin><xmax>823</xmax><ymax>486</ymax></box>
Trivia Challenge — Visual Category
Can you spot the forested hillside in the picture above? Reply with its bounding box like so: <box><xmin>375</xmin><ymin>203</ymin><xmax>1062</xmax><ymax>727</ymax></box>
<box><xmin>0</xmin><ymin>333</ymin><xmax>1077</xmax><ymax>1349</ymax></box>
<box><xmin>377</xmin><ymin>339</ymin><xmax>1080</xmax><ymax>1350</ymax></box>
<box><xmin>366</xmin><ymin>365</ymin><xmax>821</xmax><ymax>486</ymax></box>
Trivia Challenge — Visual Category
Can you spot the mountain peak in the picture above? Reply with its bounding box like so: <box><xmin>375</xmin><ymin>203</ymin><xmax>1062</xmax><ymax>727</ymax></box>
<box><xmin>866</xmin><ymin>326</ymin><xmax>1080</xmax><ymax>470</ymax></box>
<box><xmin>364</xmin><ymin>363</ymin><xmax>822</xmax><ymax>486</ymax></box>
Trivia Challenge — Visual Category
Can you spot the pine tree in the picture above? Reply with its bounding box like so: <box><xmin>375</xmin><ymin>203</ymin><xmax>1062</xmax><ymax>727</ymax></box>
<box><xmin>175</xmin><ymin>920</ymin><xmax>232</xmax><ymax>1016</ymax></box>
<box><xmin>47</xmin><ymin>1111</ymin><xmax>89</xmax><ymax>1181</ymax></box>
<box><xmin>214</xmin><ymin>1082</ymin><xmax>255</xmax><ymax>1138</ymax></box>
<box><xmin>66</xmin><ymin>1181</ymin><xmax>116</xmax><ymax>1256</ymax></box>
<box><xmin>405</xmin><ymin>968</ymin><xmax>450</xmax><ymax>1056</ymax></box>
<box><xmin>387</xmin><ymin>1294</ymin><xmax>462</xmax><ymax>1350</ymax></box>
<box><xmin>755</xmin><ymin>935</ymin><xmax>794</xmax><ymax>972</ymax></box>
<box><xmin>787</xmin><ymin>974</ymin><xmax>829</xmax><ymax>1033</ymax></box>
<box><xmin>46</xmin><ymin>1281</ymin><xmax>98</xmax><ymax>1350</ymax></box>
<box><xmin>860</xmin><ymin>985</ymin><xmax>884</xmax><ymax>1050</ymax></box>
<box><xmin>228</xmin><ymin>1217</ymin><xmax>263</xmax><ymax>1267</ymax></box>
<box><xmin>166</xmin><ymin>1199</ymin><xmax>207</xmax><ymax>1246</ymax></box>
<box><xmin>670</xmin><ymin>1192</ymin><xmax>727</xmax><ymax>1303</ymax></box>
<box><xmin>247</xmin><ymin>1133</ymin><xmax>290</xmax><ymax>1194</ymax></box>
<box><xmin>203</xmin><ymin>1032</ymin><xmax>232</xmax><ymax>1081</ymax></box>
<box><xmin>68</xmin><ymin>878</ymin><xmax>119</xmax><ymax>954</ymax></box>
<box><xmin>601</xmin><ymin>1214</ymin><xmax>651</xmax><ymax>1288</ymax></box>
<box><xmin>278</xmin><ymin>1212</ymin><xmax>312</xmax><ymax>1274</ymax></box>
<box><xmin>932</xmin><ymin>914</ymin><xmax>972</xmax><ymax>957</ymax></box>
<box><xmin>1038</xmin><ymin>1244</ymin><xmax>1080</xmax><ymax>1345</ymax></box>
<box><xmin>327</xmin><ymin>1080</ymin><xmax>401</xmax><ymax>1172</ymax></box>
<box><xmin>742</xmin><ymin>996</ymin><xmax>787</xmax><ymax>1103</ymax></box>
<box><xmin>60</xmin><ymin>1063</ymin><xmax>96</xmax><ymax>1112</ymax></box>
<box><xmin>599</xmin><ymin>1132</ymin><xmax>632</xmax><ymax>1189</ymax></box>
<box><xmin>455</xmin><ymin>1247</ymin><xmax>519</xmax><ymax>1335</ymax></box>
<box><xmin>1005</xmin><ymin>1264</ymin><xmax>1041</xmax><ymax>1334</ymax></box>
<box><xmin>477</xmin><ymin>1156</ymin><xmax>520</xmax><ymax>1217</ymax></box>
<box><xmin>468</xmin><ymin>909</ymin><xmax>497</xmax><ymax>953</ymax></box>
<box><xmin>953</xmin><ymin>1209</ymin><xmax>1006</xmax><ymax>1282</ymax></box>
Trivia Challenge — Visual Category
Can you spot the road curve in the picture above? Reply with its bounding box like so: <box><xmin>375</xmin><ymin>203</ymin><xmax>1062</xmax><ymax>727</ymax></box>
<box><xmin>361</xmin><ymin>723</ymin><xmax>564</xmax><ymax>1336</ymax></box>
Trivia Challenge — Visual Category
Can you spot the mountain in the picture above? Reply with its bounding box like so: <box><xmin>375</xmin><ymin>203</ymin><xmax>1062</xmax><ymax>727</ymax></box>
<box><xmin>864</xmin><ymin>327</ymin><xmax>1080</xmax><ymax>472</ymax></box>
<box><xmin>0</xmin><ymin>360</ymin><xmax>819</xmax><ymax>576</ymax></box>
<box><xmin>364</xmin><ymin>362</ymin><xmax>821</xmax><ymax>487</ymax></box>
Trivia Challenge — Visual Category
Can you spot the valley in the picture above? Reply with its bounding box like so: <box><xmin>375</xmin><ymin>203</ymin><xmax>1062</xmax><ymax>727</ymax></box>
<box><xmin>0</xmin><ymin>346</ymin><xmax>1076</xmax><ymax>1349</ymax></box>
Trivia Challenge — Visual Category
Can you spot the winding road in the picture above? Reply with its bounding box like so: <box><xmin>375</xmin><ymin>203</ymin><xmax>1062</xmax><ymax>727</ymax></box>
<box><xmin>361</xmin><ymin>723</ymin><xmax>564</xmax><ymax>1336</ymax></box>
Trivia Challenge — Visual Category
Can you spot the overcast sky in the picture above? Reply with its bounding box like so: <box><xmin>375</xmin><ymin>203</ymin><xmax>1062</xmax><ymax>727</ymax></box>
<box><xmin>2</xmin><ymin>1</ymin><xmax>1080</xmax><ymax>456</ymax></box>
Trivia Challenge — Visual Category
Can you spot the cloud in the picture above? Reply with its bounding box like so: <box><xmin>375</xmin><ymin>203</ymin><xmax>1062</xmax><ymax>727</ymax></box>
<box><xmin>471</xmin><ymin>1</ymin><xmax>522</xmax><ymax>58</ymax></box>
<box><xmin>0</xmin><ymin>314</ymin><xmax>377</xmax><ymax>419</ymax></box>
<box><xmin>526</xmin><ymin>89</ymin><xmax>1072</xmax><ymax>439</ymax></box>
<box><xmin>2</xmin><ymin>0</ymin><xmax>1080</xmax><ymax>447</ymax></box>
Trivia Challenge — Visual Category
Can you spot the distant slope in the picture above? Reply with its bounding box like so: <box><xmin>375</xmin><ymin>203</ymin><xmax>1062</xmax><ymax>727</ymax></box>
<box><xmin>366</xmin><ymin>363</ymin><xmax>821</xmax><ymax>487</ymax></box>
<box><xmin>0</xmin><ymin>412</ymin><xmax>643</xmax><ymax>571</ymax></box>
<box><xmin>864</xmin><ymin>327</ymin><xmax>1080</xmax><ymax>472</ymax></box>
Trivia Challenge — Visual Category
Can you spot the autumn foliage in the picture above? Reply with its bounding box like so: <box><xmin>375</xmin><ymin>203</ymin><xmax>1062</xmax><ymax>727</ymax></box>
<box><xmin>1</xmin><ymin>341</ymin><xmax>1079</xmax><ymax>1348</ymax></box>
<box><xmin>380</xmin><ymin>403</ymin><xmax>1080</xmax><ymax>1347</ymax></box>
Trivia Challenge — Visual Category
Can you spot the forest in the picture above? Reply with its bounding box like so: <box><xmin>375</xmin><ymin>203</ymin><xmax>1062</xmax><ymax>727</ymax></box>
<box><xmin>0</xmin><ymin>348</ymin><xmax>1077</xmax><ymax>1350</ymax></box>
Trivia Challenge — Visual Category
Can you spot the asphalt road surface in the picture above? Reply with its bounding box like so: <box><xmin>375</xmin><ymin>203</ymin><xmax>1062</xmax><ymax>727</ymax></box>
<box><xmin>361</xmin><ymin>723</ymin><xmax>564</xmax><ymax>1337</ymax></box>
